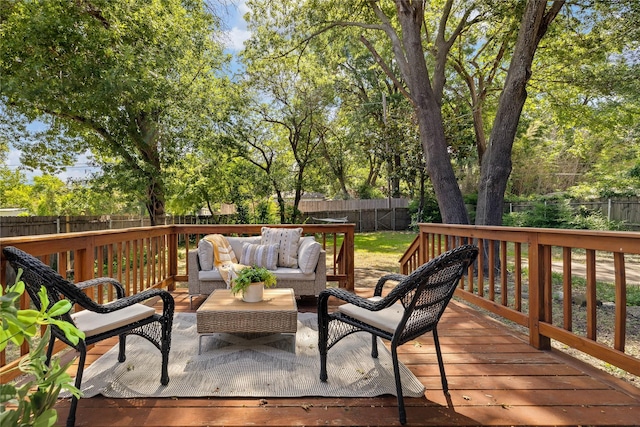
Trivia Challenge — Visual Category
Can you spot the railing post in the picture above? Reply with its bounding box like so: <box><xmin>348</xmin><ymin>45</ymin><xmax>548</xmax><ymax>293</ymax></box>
<box><xmin>344</xmin><ymin>226</ymin><xmax>355</xmax><ymax>291</ymax></box>
<box><xmin>74</xmin><ymin>245</ymin><xmax>96</xmax><ymax>300</ymax></box>
<box><xmin>168</xmin><ymin>229</ymin><xmax>177</xmax><ymax>291</ymax></box>
<box><xmin>419</xmin><ymin>226</ymin><xmax>428</xmax><ymax>264</ymax></box>
<box><xmin>528</xmin><ymin>233</ymin><xmax>551</xmax><ymax>350</ymax></box>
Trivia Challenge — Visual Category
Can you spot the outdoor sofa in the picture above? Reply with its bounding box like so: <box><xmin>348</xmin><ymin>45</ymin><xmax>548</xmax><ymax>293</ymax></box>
<box><xmin>188</xmin><ymin>229</ymin><xmax>326</xmax><ymax>305</ymax></box>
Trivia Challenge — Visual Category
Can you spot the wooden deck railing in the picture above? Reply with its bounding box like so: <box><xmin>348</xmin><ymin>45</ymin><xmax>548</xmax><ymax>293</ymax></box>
<box><xmin>399</xmin><ymin>224</ymin><xmax>640</xmax><ymax>377</ymax></box>
<box><xmin>0</xmin><ymin>223</ymin><xmax>355</xmax><ymax>381</ymax></box>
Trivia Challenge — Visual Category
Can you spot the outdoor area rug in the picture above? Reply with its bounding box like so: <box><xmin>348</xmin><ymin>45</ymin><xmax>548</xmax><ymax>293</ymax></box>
<box><xmin>69</xmin><ymin>312</ymin><xmax>425</xmax><ymax>399</ymax></box>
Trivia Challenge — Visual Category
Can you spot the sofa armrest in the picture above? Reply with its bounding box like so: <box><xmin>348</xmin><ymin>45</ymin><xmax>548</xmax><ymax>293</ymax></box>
<box><xmin>314</xmin><ymin>249</ymin><xmax>327</xmax><ymax>294</ymax></box>
<box><xmin>188</xmin><ymin>249</ymin><xmax>201</xmax><ymax>295</ymax></box>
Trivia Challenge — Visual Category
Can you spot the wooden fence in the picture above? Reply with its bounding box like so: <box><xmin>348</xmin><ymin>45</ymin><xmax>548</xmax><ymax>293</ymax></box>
<box><xmin>298</xmin><ymin>197</ymin><xmax>409</xmax><ymax>212</ymax></box>
<box><xmin>2</xmin><ymin>196</ymin><xmax>638</xmax><ymax>238</ymax></box>
<box><xmin>302</xmin><ymin>209</ymin><xmax>411</xmax><ymax>232</ymax></box>
<box><xmin>0</xmin><ymin>208</ymin><xmax>411</xmax><ymax>238</ymax></box>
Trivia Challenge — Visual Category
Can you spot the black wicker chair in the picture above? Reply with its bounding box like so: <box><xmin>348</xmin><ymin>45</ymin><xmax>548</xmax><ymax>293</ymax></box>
<box><xmin>2</xmin><ymin>246</ymin><xmax>174</xmax><ymax>427</ymax></box>
<box><xmin>317</xmin><ymin>244</ymin><xmax>478</xmax><ymax>425</ymax></box>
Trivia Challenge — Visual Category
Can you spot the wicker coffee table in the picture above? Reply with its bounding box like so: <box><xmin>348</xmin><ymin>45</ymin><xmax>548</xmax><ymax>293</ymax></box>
<box><xmin>196</xmin><ymin>288</ymin><xmax>298</xmax><ymax>354</ymax></box>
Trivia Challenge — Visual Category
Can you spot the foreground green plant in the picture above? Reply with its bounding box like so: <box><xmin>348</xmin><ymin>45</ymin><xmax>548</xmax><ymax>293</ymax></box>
<box><xmin>0</xmin><ymin>272</ymin><xmax>85</xmax><ymax>427</ymax></box>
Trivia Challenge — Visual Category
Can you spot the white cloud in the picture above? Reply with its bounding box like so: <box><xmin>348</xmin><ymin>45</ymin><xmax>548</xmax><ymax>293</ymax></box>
<box><xmin>226</xmin><ymin>26</ymin><xmax>251</xmax><ymax>51</ymax></box>
<box><xmin>237</xmin><ymin>1</ymin><xmax>250</xmax><ymax>17</ymax></box>
<box><xmin>222</xmin><ymin>0</ymin><xmax>251</xmax><ymax>51</ymax></box>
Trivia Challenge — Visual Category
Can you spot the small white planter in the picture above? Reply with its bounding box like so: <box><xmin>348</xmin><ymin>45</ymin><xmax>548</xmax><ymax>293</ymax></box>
<box><xmin>242</xmin><ymin>282</ymin><xmax>264</xmax><ymax>302</ymax></box>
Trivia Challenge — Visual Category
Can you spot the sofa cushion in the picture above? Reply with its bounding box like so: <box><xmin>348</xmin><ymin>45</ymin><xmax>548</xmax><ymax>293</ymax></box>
<box><xmin>298</xmin><ymin>236</ymin><xmax>322</xmax><ymax>274</ymax></box>
<box><xmin>261</xmin><ymin>227</ymin><xmax>303</xmax><ymax>268</ymax></box>
<box><xmin>198</xmin><ymin>238</ymin><xmax>214</xmax><ymax>271</ymax></box>
<box><xmin>226</xmin><ymin>236</ymin><xmax>261</xmax><ymax>258</ymax></box>
<box><xmin>271</xmin><ymin>267</ymin><xmax>316</xmax><ymax>281</ymax></box>
<box><xmin>199</xmin><ymin>267</ymin><xmax>315</xmax><ymax>282</ymax></box>
<box><xmin>240</xmin><ymin>243</ymin><xmax>279</xmax><ymax>270</ymax></box>
<box><xmin>199</xmin><ymin>268</ymin><xmax>223</xmax><ymax>281</ymax></box>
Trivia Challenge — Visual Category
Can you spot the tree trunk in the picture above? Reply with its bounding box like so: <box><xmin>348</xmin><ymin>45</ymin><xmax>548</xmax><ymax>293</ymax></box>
<box><xmin>145</xmin><ymin>181</ymin><xmax>165</xmax><ymax>226</ymax></box>
<box><xmin>476</xmin><ymin>0</ymin><xmax>564</xmax><ymax>226</ymax></box>
<box><xmin>472</xmin><ymin>103</ymin><xmax>487</xmax><ymax>164</ymax></box>
<box><xmin>275</xmin><ymin>188</ymin><xmax>286</xmax><ymax>224</ymax></box>
<box><xmin>395</xmin><ymin>2</ymin><xmax>468</xmax><ymax>224</ymax></box>
<box><xmin>137</xmin><ymin>114</ymin><xmax>166</xmax><ymax>226</ymax></box>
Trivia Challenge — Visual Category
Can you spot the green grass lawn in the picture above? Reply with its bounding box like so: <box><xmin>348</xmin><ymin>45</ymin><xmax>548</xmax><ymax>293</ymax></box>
<box><xmin>353</xmin><ymin>231</ymin><xmax>417</xmax><ymax>272</ymax></box>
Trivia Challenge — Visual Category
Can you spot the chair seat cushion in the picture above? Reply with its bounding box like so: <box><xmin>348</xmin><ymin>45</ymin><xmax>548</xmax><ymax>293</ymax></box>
<box><xmin>72</xmin><ymin>303</ymin><xmax>156</xmax><ymax>337</ymax></box>
<box><xmin>338</xmin><ymin>297</ymin><xmax>404</xmax><ymax>334</ymax></box>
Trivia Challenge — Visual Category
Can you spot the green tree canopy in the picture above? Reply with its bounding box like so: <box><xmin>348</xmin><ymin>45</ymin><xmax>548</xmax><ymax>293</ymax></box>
<box><xmin>1</xmin><ymin>0</ymin><xmax>233</xmax><ymax>224</ymax></box>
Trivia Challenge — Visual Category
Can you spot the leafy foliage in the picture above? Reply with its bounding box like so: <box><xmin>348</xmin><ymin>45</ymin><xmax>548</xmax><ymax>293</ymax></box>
<box><xmin>0</xmin><ymin>0</ymin><xmax>232</xmax><ymax>223</ymax></box>
<box><xmin>230</xmin><ymin>266</ymin><xmax>277</xmax><ymax>295</ymax></box>
<box><xmin>1</xmin><ymin>1</ymin><xmax>639</xmax><ymax>226</ymax></box>
<box><xmin>408</xmin><ymin>195</ymin><xmax>442</xmax><ymax>231</ymax></box>
<box><xmin>0</xmin><ymin>272</ymin><xmax>85</xmax><ymax>427</ymax></box>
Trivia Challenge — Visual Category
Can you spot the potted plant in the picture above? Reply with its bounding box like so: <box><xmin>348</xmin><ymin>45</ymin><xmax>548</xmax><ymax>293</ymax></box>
<box><xmin>231</xmin><ymin>266</ymin><xmax>277</xmax><ymax>302</ymax></box>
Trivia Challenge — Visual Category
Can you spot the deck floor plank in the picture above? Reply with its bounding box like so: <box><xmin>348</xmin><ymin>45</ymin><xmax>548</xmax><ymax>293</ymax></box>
<box><xmin>54</xmin><ymin>288</ymin><xmax>640</xmax><ymax>426</ymax></box>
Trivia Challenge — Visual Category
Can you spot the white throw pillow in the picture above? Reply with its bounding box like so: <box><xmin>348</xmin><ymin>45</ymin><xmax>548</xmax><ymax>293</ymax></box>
<box><xmin>260</xmin><ymin>227</ymin><xmax>303</xmax><ymax>268</ymax></box>
<box><xmin>297</xmin><ymin>237</ymin><xmax>322</xmax><ymax>274</ymax></box>
<box><xmin>240</xmin><ymin>243</ymin><xmax>279</xmax><ymax>270</ymax></box>
<box><xmin>198</xmin><ymin>238</ymin><xmax>214</xmax><ymax>271</ymax></box>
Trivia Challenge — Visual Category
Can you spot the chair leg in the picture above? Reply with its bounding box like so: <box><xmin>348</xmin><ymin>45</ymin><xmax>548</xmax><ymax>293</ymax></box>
<box><xmin>319</xmin><ymin>350</ymin><xmax>328</xmax><ymax>382</ymax></box>
<box><xmin>118</xmin><ymin>334</ymin><xmax>127</xmax><ymax>363</ymax></box>
<box><xmin>371</xmin><ymin>334</ymin><xmax>378</xmax><ymax>358</ymax></box>
<box><xmin>433</xmin><ymin>328</ymin><xmax>449</xmax><ymax>393</ymax></box>
<box><xmin>391</xmin><ymin>345</ymin><xmax>407</xmax><ymax>425</ymax></box>
<box><xmin>160</xmin><ymin>321</ymin><xmax>171</xmax><ymax>385</ymax></box>
<box><xmin>66</xmin><ymin>347</ymin><xmax>87</xmax><ymax>427</ymax></box>
<box><xmin>318</xmin><ymin>317</ymin><xmax>328</xmax><ymax>381</ymax></box>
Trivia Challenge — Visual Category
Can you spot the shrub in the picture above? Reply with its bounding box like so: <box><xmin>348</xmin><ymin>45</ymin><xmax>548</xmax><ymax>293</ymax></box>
<box><xmin>408</xmin><ymin>195</ymin><xmax>442</xmax><ymax>230</ymax></box>
<box><xmin>503</xmin><ymin>200</ymin><xmax>624</xmax><ymax>231</ymax></box>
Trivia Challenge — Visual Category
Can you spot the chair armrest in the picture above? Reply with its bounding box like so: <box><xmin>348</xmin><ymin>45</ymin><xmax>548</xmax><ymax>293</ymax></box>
<box><xmin>76</xmin><ymin>277</ymin><xmax>126</xmax><ymax>299</ymax></box>
<box><xmin>318</xmin><ymin>287</ymin><xmax>382</xmax><ymax>315</ymax></box>
<box><xmin>373</xmin><ymin>273</ymin><xmax>406</xmax><ymax>296</ymax></box>
<box><xmin>87</xmin><ymin>288</ymin><xmax>175</xmax><ymax>318</ymax></box>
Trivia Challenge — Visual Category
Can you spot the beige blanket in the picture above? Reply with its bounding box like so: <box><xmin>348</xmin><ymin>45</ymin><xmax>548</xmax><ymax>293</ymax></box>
<box><xmin>203</xmin><ymin>234</ymin><xmax>246</xmax><ymax>287</ymax></box>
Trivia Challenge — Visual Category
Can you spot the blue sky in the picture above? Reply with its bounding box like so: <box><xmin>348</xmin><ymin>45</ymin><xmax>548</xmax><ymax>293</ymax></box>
<box><xmin>4</xmin><ymin>0</ymin><xmax>251</xmax><ymax>182</ymax></box>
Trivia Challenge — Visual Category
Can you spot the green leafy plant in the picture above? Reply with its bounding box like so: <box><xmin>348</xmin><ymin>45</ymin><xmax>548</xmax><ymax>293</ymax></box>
<box><xmin>231</xmin><ymin>266</ymin><xmax>277</xmax><ymax>295</ymax></box>
<box><xmin>0</xmin><ymin>271</ymin><xmax>85</xmax><ymax>427</ymax></box>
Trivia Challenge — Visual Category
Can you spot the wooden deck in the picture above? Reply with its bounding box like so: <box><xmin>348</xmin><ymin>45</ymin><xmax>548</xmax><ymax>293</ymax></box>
<box><xmin>56</xmin><ymin>288</ymin><xmax>640</xmax><ymax>426</ymax></box>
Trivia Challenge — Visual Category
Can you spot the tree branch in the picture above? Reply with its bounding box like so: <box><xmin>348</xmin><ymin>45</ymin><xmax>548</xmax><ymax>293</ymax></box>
<box><xmin>537</xmin><ymin>1</ymin><xmax>565</xmax><ymax>44</ymax></box>
<box><xmin>370</xmin><ymin>0</ymin><xmax>411</xmax><ymax>82</ymax></box>
<box><xmin>359</xmin><ymin>35</ymin><xmax>414</xmax><ymax>105</ymax></box>
<box><xmin>42</xmin><ymin>107</ymin><xmax>144</xmax><ymax>173</ymax></box>
<box><xmin>74</xmin><ymin>0</ymin><xmax>111</xmax><ymax>29</ymax></box>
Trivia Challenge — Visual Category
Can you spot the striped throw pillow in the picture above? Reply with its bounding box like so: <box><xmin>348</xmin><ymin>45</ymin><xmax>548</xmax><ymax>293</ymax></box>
<box><xmin>261</xmin><ymin>227</ymin><xmax>303</xmax><ymax>268</ymax></box>
<box><xmin>240</xmin><ymin>243</ymin><xmax>279</xmax><ymax>270</ymax></box>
